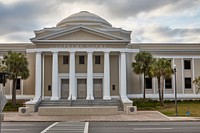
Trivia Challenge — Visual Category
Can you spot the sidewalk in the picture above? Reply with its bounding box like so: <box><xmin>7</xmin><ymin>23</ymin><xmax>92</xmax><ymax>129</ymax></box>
<box><xmin>3</xmin><ymin>111</ymin><xmax>200</xmax><ymax>122</ymax></box>
<box><xmin>3</xmin><ymin>111</ymin><xmax>170</xmax><ymax>122</ymax></box>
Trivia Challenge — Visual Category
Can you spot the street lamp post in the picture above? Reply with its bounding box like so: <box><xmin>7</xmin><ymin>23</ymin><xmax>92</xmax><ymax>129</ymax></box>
<box><xmin>174</xmin><ymin>65</ymin><xmax>178</xmax><ymax>116</ymax></box>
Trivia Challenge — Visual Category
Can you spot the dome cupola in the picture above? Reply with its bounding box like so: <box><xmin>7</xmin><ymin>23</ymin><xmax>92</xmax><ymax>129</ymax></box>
<box><xmin>56</xmin><ymin>11</ymin><xmax>112</xmax><ymax>27</ymax></box>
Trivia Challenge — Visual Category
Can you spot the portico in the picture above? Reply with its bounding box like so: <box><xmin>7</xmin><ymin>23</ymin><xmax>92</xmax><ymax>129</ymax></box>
<box><xmin>32</xmin><ymin>48</ymin><xmax>137</xmax><ymax>102</ymax></box>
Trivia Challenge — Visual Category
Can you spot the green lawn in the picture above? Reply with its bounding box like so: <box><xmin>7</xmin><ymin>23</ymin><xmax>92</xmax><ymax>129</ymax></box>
<box><xmin>132</xmin><ymin>99</ymin><xmax>200</xmax><ymax>117</ymax></box>
<box><xmin>3</xmin><ymin>100</ymin><xmax>26</xmax><ymax>112</ymax></box>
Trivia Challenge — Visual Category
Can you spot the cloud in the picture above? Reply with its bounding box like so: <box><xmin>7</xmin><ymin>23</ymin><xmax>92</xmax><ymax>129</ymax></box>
<box><xmin>0</xmin><ymin>0</ymin><xmax>200</xmax><ymax>42</ymax></box>
<box><xmin>132</xmin><ymin>24</ymin><xmax>200</xmax><ymax>42</ymax></box>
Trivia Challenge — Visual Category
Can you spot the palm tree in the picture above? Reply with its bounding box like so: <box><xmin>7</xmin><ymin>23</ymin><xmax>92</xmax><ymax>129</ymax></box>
<box><xmin>150</xmin><ymin>58</ymin><xmax>174</xmax><ymax>106</ymax></box>
<box><xmin>132</xmin><ymin>51</ymin><xmax>154</xmax><ymax>99</ymax></box>
<box><xmin>193</xmin><ymin>76</ymin><xmax>200</xmax><ymax>94</ymax></box>
<box><xmin>2</xmin><ymin>51</ymin><xmax>30</xmax><ymax>106</ymax></box>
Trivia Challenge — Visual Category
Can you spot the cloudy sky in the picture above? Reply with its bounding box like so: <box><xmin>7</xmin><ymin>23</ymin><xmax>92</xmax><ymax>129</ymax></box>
<box><xmin>0</xmin><ymin>0</ymin><xmax>200</xmax><ymax>43</ymax></box>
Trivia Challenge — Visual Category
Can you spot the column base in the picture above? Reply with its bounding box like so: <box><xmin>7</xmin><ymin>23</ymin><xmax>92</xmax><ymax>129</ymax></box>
<box><xmin>32</xmin><ymin>97</ymin><xmax>41</xmax><ymax>103</ymax></box>
<box><xmin>86</xmin><ymin>96</ymin><xmax>94</xmax><ymax>100</ymax></box>
<box><xmin>50</xmin><ymin>97</ymin><xmax>59</xmax><ymax>100</ymax></box>
<box><xmin>120</xmin><ymin>96</ymin><xmax>132</xmax><ymax>103</ymax></box>
<box><xmin>68</xmin><ymin>96</ymin><xmax>77</xmax><ymax>100</ymax></box>
<box><xmin>103</xmin><ymin>96</ymin><xmax>111</xmax><ymax>100</ymax></box>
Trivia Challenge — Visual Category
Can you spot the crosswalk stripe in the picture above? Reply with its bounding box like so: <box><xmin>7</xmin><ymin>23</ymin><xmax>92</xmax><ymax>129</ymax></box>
<box><xmin>40</xmin><ymin>122</ymin><xmax>58</xmax><ymax>133</ymax></box>
<box><xmin>41</xmin><ymin>122</ymin><xmax>88</xmax><ymax>133</ymax></box>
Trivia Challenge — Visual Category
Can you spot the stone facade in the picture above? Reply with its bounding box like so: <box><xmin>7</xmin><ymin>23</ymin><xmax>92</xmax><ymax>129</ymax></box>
<box><xmin>0</xmin><ymin>11</ymin><xmax>200</xmax><ymax>104</ymax></box>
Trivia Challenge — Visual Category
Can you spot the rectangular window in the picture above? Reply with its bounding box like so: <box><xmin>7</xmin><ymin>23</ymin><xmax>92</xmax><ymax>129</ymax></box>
<box><xmin>79</xmin><ymin>56</ymin><xmax>85</xmax><ymax>64</ymax></box>
<box><xmin>165</xmin><ymin>78</ymin><xmax>172</xmax><ymax>89</ymax></box>
<box><xmin>63</xmin><ymin>56</ymin><xmax>69</xmax><ymax>64</ymax></box>
<box><xmin>145</xmin><ymin>78</ymin><xmax>152</xmax><ymax>89</ymax></box>
<box><xmin>48</xmin><ymin>85</ymin><xmax>51</xmax><ymax>91</ymax></box>
<box><xmin>112</xmin><ymin>85</ymin><xmax>115</xmax><ymax>90</ymax></box>
<box><xmin>185</xmin><ymin>78</ymin><xmax>191</xmax><ymax>89</ymax></box>
<box><xmin>95</xmin><ymin>56</ymin><xmax>101</xmax><ymax>64</ymax></box>
<box><xmin>184</xmin><ymin>60</ymin><xmax>191</xmax><ymax>69</ymax></box>
<box><xmin>16</xmin><ymin>78</ymin><xmax>20</xmax><ymax>90</ymax></box>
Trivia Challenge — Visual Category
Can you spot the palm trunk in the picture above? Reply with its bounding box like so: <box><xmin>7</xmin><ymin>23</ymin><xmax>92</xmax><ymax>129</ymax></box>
<box><xmin>161</xmin><ymin>76</ymin><xmax>164</xmax><ymax>101</ymax></box>
<box><xmin>158</xmin><ymin>77</ymin><xmax>164</xmax><ymax>106</ymax></box>
<box><xmin>143</xmin><ymin>74</ymin><xmax>146</xmax><ymax>99</ymax></box>
<box><xmin>12</xmin><ymin>78</ymin><xmax>17</xmax><ymax>106</ymax></box>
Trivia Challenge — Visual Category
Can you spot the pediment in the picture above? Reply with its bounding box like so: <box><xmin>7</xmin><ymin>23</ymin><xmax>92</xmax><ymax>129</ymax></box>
<box><xmin>49</xmin><ymin>30</ymin><xmax>113</xmax><ymax>40</ymax></box>
<box><xmin>32</xmin><ymin>26</ymin><xmax>125</xmax><ymax>42</ymax></box>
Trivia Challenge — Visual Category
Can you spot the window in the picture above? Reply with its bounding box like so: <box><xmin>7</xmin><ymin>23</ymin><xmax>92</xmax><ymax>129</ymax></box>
<box><xmin>48</xmin><ymin>85</ymin><xmax>51</xmax><ymax>91</ymax></box>
<box><xmin>185</xmin><ymin>78</ymin><xmax>191</xmax><ymax>89</ymax></box>
<box><xmin>79</xmin><ymin>56</ymin><xmax>85</xmax><ymax>64</ymax></box>
<box><xmin>95</xmin><ymin>56</ymin><xmax>101</xmax><ymax>64</ymax></box>
<box><xmin>165</xmin><ymin>78</ymin><xmax>172</xmax><ymax>89</ymax></box>
<box><xmin>63</xmin><ymin>56</ymin><xmax>69</xmax><ymax>64</ymax></box>
<box><xmin>145</xmin><ymin>78</ymin><xmax>152</xmax><ymax>89</ymax></box>
<box><xmin>184</xmin><ymin>60</ymin><xmax>191</xmax><ymax>69</ymax></box>
<box><xmin>112</xmin><ymin>85</ymin><xmax>115</xmax><ymax>90</ymax></box>
<box><xmin>16</xmin><ymin>78</ymin><xmax>20</xmax><ymax>90</ymax></box>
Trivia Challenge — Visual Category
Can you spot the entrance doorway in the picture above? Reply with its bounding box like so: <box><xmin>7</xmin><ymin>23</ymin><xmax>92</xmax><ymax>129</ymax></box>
<box><xmin>61</xmin><ymin>79</ymin><xmax>69</xmax><ymax>99</ymax></box>
<box><xmin>77</xmin><ymin>79</ymin><xmax>87</xmax><ymax>99</ymax></box>
<box><xmin>94</xmin><ymin>79</ymin><xmax>103</xmax><ymax>99</ymax></box>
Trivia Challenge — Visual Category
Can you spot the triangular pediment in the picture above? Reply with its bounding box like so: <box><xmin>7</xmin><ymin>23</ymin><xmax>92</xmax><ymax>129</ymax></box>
<box><xmin>49</xmin><ymin>30</ymin><xmax>114</xmax><ymax>40</ymax></box>
<box><xmin>32</xmin><ymin>26</ymin><xmax>125</xmax><ymax>42</ymax></box>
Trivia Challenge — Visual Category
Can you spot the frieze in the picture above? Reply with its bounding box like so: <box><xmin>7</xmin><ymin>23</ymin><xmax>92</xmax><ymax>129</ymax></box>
<box><xmin>58</xmin><ymin>44</ymin><xmax>107</xmax><ymax>48</ymax></box>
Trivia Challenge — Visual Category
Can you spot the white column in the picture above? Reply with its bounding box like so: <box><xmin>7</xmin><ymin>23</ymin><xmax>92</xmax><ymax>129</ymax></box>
<box><xmin>172</xmin><ymin>58</ymin><xmax>175</xmax><ymax>94</ymax></box>
<box><xmin>119</xmin><ymin>54</ymin><xmax>121</xmax><ymax>96</ymax></box>
<box><xmin>68</xmin><ymin>51</ymin><xmax>76</xmax><ymax>100</ymax></box>
<box><xmin>86</xmin><ymin>51</ymin><xmax>94</xmax><ymax>100</ymax></box>
<box><xmin>51</xmin><ymin>51</ymin><xmax>59</xmax><ymax>100</ymax></box>
<box><xmin>181</xmin><ymin>58</ymin><xmax>184</xmax><ymax>94</ymax></box>
<box><xmin>192</xmin><ymin>58</ymin><xmax>195</xmax><ymax>94</ymax></box>
<box><xmin>120</xmin><ymin>52</ymin><xmax>128</xmax><ymax>99</ymax></box>
<box><xmin>103</xmin><ymin>51</ymin><xmax>111</xmax><ymax>100</ymax></box>
<box><xmin>33</xmin><ymin>52</ymin><xmax>42</xmax><ymax>101</ymax></box>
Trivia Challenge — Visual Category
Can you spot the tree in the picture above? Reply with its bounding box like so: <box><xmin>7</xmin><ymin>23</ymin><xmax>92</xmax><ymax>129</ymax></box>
<box><xmin>2</xmin><ymin>51</ymin><xmax>30</xmax><ymax>106</ymax></box>
<box><xmin>193</xmin><ymin>76</ymin><xmax>200</xmax><ymax>94</ymax></box>
<box><xmin>132</xmin><ymin>51</ymin><xmax>154</xmax><ymax>99</ymax></box>
<box><xmin>150</xmin><ymin>58</ymin><xmax>174</xmax><ymax>106</ymax></box>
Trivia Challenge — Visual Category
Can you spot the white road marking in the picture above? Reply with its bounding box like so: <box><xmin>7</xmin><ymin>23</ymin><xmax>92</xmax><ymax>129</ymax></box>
<box><xmin>2</xmin><ymin>129</ymin><xmax>23</xmax><ymax>131</ymax></box>
<box><xmin>134</xmin><ymin>128</ymin><xmax>173</xmax><ymax>130</ymax></box>
<box><xmin>84</xmin><ymin>122</ymin><xmax>89</xmax><ymax>133</ymax></box>
<box><xmin>40</xmin><ymin>122</ymin><xmax>58</xmax><ymax>133</ymax></box>
<box><xmin>128</xmin><ymin>123</ymin><xmax>161</xmax><ymax>126</ymax></box>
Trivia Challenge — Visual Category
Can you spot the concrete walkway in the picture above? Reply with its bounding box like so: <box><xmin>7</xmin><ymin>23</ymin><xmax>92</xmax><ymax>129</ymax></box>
<box><xmin>3</xmin><ymin>111</ymin><xmax>200</xmax><ymax>122</ymax></box>
<box><xmin>3</xmin><ymin>111</ymin><xmax>170</xmax><ymax>122</ymax></box>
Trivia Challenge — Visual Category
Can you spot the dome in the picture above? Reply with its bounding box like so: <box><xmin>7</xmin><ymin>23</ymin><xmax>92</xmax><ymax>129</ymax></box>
<box><xmin>57</xmin><ymin>11</ymin><xmax>112</xmax><ymax>27</ymax></box>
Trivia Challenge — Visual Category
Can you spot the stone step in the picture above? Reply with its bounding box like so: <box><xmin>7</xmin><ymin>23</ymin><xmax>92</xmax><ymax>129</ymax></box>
<box><xmin>39</xmin><ymin>99</ymin><xmax>123</xmax><ymax>111</ymax></box>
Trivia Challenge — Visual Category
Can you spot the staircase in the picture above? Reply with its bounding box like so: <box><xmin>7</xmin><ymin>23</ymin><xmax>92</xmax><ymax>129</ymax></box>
<box><xmin>39</xmin><ymin>98</ymin><xmax>123</xmax><ymax>111</ymax></box>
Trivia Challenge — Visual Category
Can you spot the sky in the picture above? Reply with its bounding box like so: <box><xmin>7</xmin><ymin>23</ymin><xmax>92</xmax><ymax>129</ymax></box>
<box><xmin>0</xmin><ymin>0</ymin><xmax>200</xmax><ymax>43</ymax></box>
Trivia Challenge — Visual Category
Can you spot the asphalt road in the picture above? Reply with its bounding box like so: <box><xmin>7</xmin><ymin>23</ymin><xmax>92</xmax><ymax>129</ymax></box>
<box><xmin>2</xmin><ymin>121</ymin><xmax>200</xmax><ymax>133</ymax></box>
<box><xmin>89</xmin><ymin>121</ymin><xmax>200</xmax><ymax>133</ymax></box>
<box><xmin>1</xmin><ymin>122</ymin><xmax>53</xmax><ymax>133</ymax></box>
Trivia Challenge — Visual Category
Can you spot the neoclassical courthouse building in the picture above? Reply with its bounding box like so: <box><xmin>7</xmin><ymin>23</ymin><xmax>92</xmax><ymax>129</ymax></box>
<box><xmin>1</xmin><ymin>11</ymin><xmax>200</xmax><ymax>109</ymax></box>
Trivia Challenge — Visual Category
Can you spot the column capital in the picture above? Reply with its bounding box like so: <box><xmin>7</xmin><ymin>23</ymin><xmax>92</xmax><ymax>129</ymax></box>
<box><xmin>120</xmin><ymin>51</ymin><xmax>126</xmax><ymax>54</ymax></box>
<box><xmin>87</xmin><ymin>50</ymin><xmax>94</xmax><ymax>53</ymax></box>
<box><xmin>35</xmin><ymin>50</ymin><xmax>42</xmax><ymax>53</ymax></box>
<box><xmin>51</xmin><ymin>49</ymin><xmax>59</xmax><ymax>53</ymax></box>
<box><xmin>103</xmin><ymin>50</ymin><xmax>110</xmax><ymax>53</ymax></box>
<box><xmin>69</xmin><ymin>50</ymin><xmax>76</xmax><ymax>53</ymax></box>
